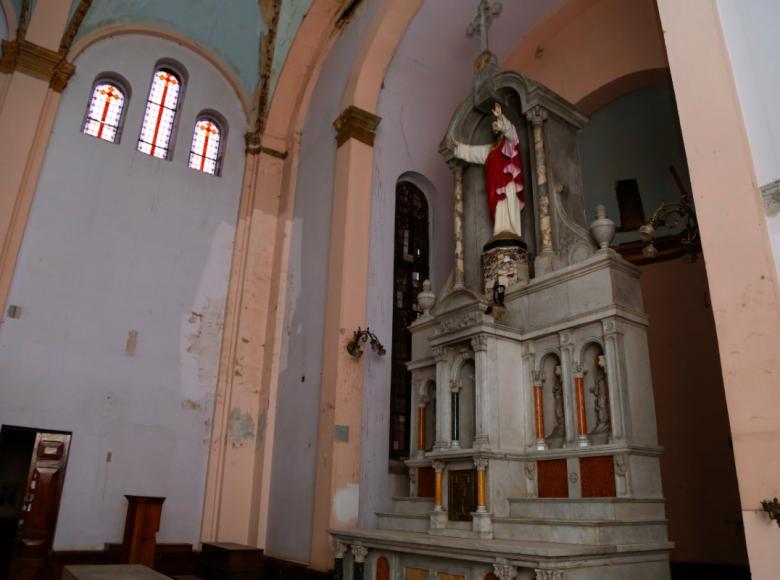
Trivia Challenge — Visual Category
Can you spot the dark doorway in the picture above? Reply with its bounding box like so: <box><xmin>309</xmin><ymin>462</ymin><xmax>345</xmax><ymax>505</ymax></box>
<box><xmin>0</xmin><ymin>426</ymin><xmax>71</xmax><ymax>580</ymax></box>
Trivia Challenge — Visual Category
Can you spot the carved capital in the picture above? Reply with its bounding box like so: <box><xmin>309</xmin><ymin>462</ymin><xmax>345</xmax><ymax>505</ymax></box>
<box><xmin>614</xmin><ymin>453</ymin><xmax>628</xmax><ymax>477</ymax></box>
<box><xmin>432</xmin><ymin>346</ymin><xmax>448</xmax><ymax>363</ymax></box>
<box><xmin>471</xmin><ymin>334</ymin><xmax>489</xmax><ymax>352</ymax></box>
<box><xmin>535</xmin><ymin>569</ymin><xmax>564</xmax><ymax>580</ymax></box>
<box><xmin>532</xmin><ymin>369</ymin><xmax>543</xmax><ymax>386</ymax></box>
<box><xmin>525</xmin><ymin>105</ymin><xmax>547</xmax><ymax>127</ymax></box>
<box><xmin>524</xmin><ymin>462</ymin><xmax>536</xmax><ymax>480</ymax></box>
<box><xmin>0</xmin><ymin>39</ymin><xmax>75</xmax><ymax>92</ymax></box>
<box><xmin>474</xmin><ymin>457</ymin><xmax>489</xmax><ymax>470</ymax></box>
<box><xmin>573</xmin><ymin>361</ymin><xmax>584</xmax><ymax>377</ymax></box>
<box><xmin>333</xmin><ymin>538</ymin><xmax>348</xmax><ymax>559</ymax></box>
<box><xmin>449</xmin><ymin>379</ymin><xmax>462</xmax><ymax>392</ymax></box>
<box><xmin>558</xmin><ymin>331</ymin><xmax>572</xmax><ymax>346</ymax></box>
<box><xmin>350</xmin><ymin>543</ymin><xmax>368</xmax><ymax>563</ymax></box>
<box><xmin>601</xmin><ymin>317</ymin><xmax>619</xmax><ymax>335</ymax></box>
<box><xmin>432</xmin><ymin>461</ymin><xmax>445</xmax><ymax>473</ymax></box>
<box><xmin>493</xmin><ymin>559</ymin><xmax>518</xmax><ymax>580</ymax></box>
<box><xmin>762</xmin><ymin>179</ymin><xmax>780</xmax><ymax>217</ymax></box>
<box><xmin>333</xmin><ymin>105</ymin><xmax>381</xmax><ymax>147</ymax></box>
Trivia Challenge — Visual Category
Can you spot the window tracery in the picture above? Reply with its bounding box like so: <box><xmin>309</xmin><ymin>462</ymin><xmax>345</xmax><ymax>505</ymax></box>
<box><xmin>82</xmin><ymin>81</ymin><xmax>126</xmax><ymax>143</ymax></box>
<box><xmin>138</xmin><ymin>68</ymin><xmax>181</xmax><ymax>159</ymax></box>
<box><xmin>188</xmin><ymin>116</ymin><xmax>222</xmax><ymax>175</ymax></box>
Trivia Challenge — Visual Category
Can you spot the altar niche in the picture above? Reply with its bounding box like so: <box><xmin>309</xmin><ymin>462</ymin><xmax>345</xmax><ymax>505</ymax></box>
<box><xmin>582</xmin><ymin>342</ymin><xmax>611</xmax><ymax>445</ymax></box>
<box><xmin>450</xmin><ymin>356</ymin><xmax>476</xmax><ymax>449</ymax></box>
<box><xmin>538</xmin><ymin>353</ymin><xmax>565</xmax><ymax>450</ymax></box>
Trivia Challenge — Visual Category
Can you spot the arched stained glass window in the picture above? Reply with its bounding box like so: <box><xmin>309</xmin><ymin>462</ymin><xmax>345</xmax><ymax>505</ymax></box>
<box><xmin>138</xmin><ymin>68</ymin><xmax>181</xmax><ymax>159</ymax></box>
<box><xmin>83</xmin><ymin>81</ymin><xmax>126</xmax><ymax>143</ymax></box>
<box><xmin>390</xmin><ymin>180</ymin><xmax>430</xmax><ymax>459</ymax></box>
<box><xmin>188</xmin><ymin>117</ymin><xmax>222</xmax><ymax>175</ymax></box>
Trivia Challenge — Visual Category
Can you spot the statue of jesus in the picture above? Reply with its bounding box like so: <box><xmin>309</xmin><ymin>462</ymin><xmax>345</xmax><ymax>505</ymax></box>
<box><xmin>450</xmin><ymin>103</ymin><xmax>525</xmax><ymax>238</ymax></box>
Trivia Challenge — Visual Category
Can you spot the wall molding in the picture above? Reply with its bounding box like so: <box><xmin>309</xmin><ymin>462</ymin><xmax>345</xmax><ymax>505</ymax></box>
<box><xmin>333</xmin><ymin>104</ymin><xmax>381</xmax><ymax>147</ymax></box>
<box><xmin>761</xmin><ymin>179</ymin><xmax>780</xmax><ymax>217</ymax></box>
<box><xmin>0</xmin><ymin>39</ymin><xmax>75</xmax><ymax>92</ymax></box>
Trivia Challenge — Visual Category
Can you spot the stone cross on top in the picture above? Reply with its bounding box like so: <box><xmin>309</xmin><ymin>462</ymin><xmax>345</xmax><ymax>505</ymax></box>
<box><xmin>466</xmin><ymin>0</ymin><xmax>503</xmax><ymax>54</ymax></box>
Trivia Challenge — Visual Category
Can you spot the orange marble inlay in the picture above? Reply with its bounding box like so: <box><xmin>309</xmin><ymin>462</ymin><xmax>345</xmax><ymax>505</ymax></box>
<box><xmin>575</xmin><ymin>376</ymin><xmax>588</xmax><ymax>435</ymax></box>
<box><xmin>534</xmin><ymin>385</ymin><xmax>545</xmax><ymax>439</ymax></box>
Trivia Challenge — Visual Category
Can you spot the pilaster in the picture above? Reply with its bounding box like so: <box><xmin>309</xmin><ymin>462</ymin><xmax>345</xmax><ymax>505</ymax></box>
<box><xmin>310</xmin><ymin>104</ymin><xmax>381</xmax><ymax>568</ymax></box>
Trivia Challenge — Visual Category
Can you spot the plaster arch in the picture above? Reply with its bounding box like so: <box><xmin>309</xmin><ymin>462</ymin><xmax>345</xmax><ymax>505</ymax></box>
<box><xmin>451</xmin><ymin>352</ymin><xmax>476</xmax><ymax>385</ymax></box>
<box><xmin>0</xmin><ymin>0</ymin><xmax>12</xmax><ymax>40</ymax></box>
<box><xmin>577</xmin><ymin>339</ymin><xmax>604</xmax><ymax>365</ymax></box>
<box><xmin>503</xmin><ymin>0</ymin><xmax>668</xmax><ymax>108</ymax></box>
<box><xmin>536</xmin><ymin>349</ymin><xmax>562</xmax><ymax>373</ymax></box>
<box><xmin>69</xmin><ymin>25</ymin><xmax>251</xmax><ymax>123</ymax></box>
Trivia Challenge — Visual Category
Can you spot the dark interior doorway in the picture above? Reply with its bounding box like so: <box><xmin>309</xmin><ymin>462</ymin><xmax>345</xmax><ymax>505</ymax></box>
<box><xmin>0</xmin><ymin>425</ymin><xmax>71</xmax><ymax>580</ymax></box>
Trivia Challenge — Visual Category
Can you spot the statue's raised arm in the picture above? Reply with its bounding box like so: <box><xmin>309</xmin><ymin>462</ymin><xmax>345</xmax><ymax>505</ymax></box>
<box><xmin>450</xmin><ymin>102</ymin><xmax>525</xmax><ymax>238</ymax></box>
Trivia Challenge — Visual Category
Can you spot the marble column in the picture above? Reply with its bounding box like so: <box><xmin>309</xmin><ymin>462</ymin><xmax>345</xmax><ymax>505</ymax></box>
<box><xmin>471</xmin><ymin>334</ymin><xmax>490</xmax><ymax>447</ymax></box>
<box><xmin>333</xmin><ymin>539</ymin><xmax>347</xmax><ymax>580</ymax></box>
<box><xmin>351</xmin><ymin>543</ymin><xmax>368</xmax><ymax>580</ymax></box>
<box><xmin>451</xmin><ymin>163</ymin><xmax>465</xmax><ymax>288</ymax></box>
<box><xmin>450</xmin><ymin>379</ymin><xmax>461</xmax><ymax>448</ymax></box>
<box><xmin>417</xmin><ymin>390</ymin><xmax>429</xmax><ymax>458</ymax></box>
<box><xmin>573</xmin><ymin>361</ymin><xmax>589</xmax><ymax>447</ymax></box>
<box><xmin>433</xmin><ymin>346</ymin><xmax>451</xmax><ymax>450</ymax></box>
<box><xmin>558</xmin><ymin>332</ymin><xmax>577</xmax><ymax>446</ymax></box>
<box><xmin>532</xmin><ymin>370</ymin><xmax>546</xmax><ymax>450</ymax></box>
<box><xmin>526</xmin><ymin>106</ymin><xmax>555</xmax><ymax>275</ymax></box>
<box><xmin>430</xmin><ymin>461</ymin><xmax>447</xmax><ymax>530</ymax></box>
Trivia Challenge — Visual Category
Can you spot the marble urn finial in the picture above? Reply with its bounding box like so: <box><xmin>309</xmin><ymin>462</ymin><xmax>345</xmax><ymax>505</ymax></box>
<box><xmin>417</xmin><ymin>279</ymin><xmax>436</xmax><ymax>317</ymax></box>
<box><xmin>590</xmin><ymin>204</ymin><xmax>616</xmax><ymax>250</ymax></box>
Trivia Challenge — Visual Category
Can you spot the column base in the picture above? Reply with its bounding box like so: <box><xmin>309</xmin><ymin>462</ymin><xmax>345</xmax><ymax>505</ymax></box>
<box><xmin>576</xmin><ymin>435</ymin><xmax>590</xmax><ymax>448</ymax></box>
<box><xmin>534</xmin><ymin>438</ymin><xmax>547</xmax><ymax>451</ymax></box>
<box><xmin>429</xmin><ymin>510</ymin><xmax>448</xmax><ymax>530</ymax></box>
<box><xmin>471</xmin><ymin>511</ymin><xmax>493</xmax><ymax>539</ymax></box>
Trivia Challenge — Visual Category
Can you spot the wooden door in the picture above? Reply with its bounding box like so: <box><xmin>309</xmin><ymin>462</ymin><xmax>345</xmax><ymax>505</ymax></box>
<box><xmin>8</xmin><ymin>432</ymin><xmax>71</xmax><ymax>580</ymax></box>
<box><xmin>448</xmin><ymin>469</ymin><xmax>476</xmax><ymax>522</ymax></box>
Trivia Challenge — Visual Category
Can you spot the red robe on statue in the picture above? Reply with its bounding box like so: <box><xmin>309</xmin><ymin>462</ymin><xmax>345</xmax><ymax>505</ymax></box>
<box><xmin>484</xmin><ymin>136</ymin><xmax>525</xmax><ymax>222</ymax></box>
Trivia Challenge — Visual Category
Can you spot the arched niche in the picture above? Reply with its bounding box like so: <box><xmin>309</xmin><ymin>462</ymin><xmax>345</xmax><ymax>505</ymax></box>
<box><xmin>423</xmin><ymin>379</ymin><xmax>436</xmax><ymax>452</ymax></box>
<box><xmin>441</xmin><ymin>71</ymin><xmax>591</xmax><ymax>288</ymax></box>
<box><xmin>452</xmin><ymin>355</ymin><xmax>476</xmax><ymax>449</ymax></box>
<box><xmin>539</xmin><ymin>352</ymin><xmax>565</xmax><ymax>449</ymax></box>
<box><xmin>581</xmin><ymin>341</ymin><xmax>610</xmax><ymax>445</ymax></box>
<box><xmin>375</xmin><ymin>556</ymin><xmax>390</xmax><ymax>580</ymax></box>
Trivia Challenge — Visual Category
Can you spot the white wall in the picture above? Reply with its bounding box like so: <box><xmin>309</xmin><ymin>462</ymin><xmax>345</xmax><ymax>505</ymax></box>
<box><xmin>0</xmin><ymin>34</ymin><xmax>246</xmax><ymax>549</ymax></box>
<box><xmin>716</xmin><ymin>0</ymin><xmax>780</xmax><ymax>278</ymax></box>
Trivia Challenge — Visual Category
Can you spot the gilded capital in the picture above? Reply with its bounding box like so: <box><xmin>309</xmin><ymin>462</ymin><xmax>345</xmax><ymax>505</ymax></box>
<box><xmin>333</xmin><ymin>105</ymin><xmax>381</xmax><ymax>147</ymax></box>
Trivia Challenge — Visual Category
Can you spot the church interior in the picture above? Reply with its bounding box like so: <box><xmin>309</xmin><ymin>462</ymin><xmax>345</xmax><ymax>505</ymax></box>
<box><xmin>0</xmin><ymin>1</ymin><xmax>779</xmax><ymax>579</ymax></box>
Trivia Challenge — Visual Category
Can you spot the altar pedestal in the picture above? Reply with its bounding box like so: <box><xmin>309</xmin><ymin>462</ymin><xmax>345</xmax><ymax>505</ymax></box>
<box><xmin>121</xmin><ymin>496</ymin><xmax>165</xmax><ymax>568</ymax></box>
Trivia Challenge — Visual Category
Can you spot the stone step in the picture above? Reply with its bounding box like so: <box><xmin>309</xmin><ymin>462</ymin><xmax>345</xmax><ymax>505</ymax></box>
<box><xmin>376</xmin><ymin>512</ymin><xmax>429</xmax><ymax>533</ymax></box>
<box><xmin>507</xmin><ymin>497</ymin><xmax>666</xmax><ymax>522</ymax></box>
<box><xmin>391</xmin><ymin>496</ymin><xmax>435</xmax><ymax>515</ymax></box>
<box><xmin>493</xmin><ymin>517</ymin><xmax>668</xmax><ymax>545</ymax></box>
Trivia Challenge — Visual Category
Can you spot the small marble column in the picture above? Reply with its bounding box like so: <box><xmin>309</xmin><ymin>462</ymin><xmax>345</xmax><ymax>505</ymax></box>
<box><xmin>472</xmin><ymin>457</ymin><xmax>493</xmax><ymax>538</ymax></box>
<box><xmin>433</xmin><ymin>347</ymin><xmax>452</xmax><ymax>450</ymax></box>
<box><xmin>573</xmin><ymin>362</ymin><xmax>589</xmax><ymax>447</ymax></box>
<box><xmin>532</xmin><ymin>370</ymin><xmax>546</xmax><ymax>450</ymax></box>
<box><xmin>450</xmin><ymin>379</ymin><xmax>461</xmax><ymax>448</ymax></box>
<box><xmin>471</xmin><ymin>334</ymin><xmax>490</xmax><ymax>447</ymax></box>
<box><xmin>493</xmin><ymin>559</ymin><xmax>518</xmax><ymax>580</ymax></box>
<box><xmin>558</xmin><ymin>332</ymin><xmax>577</xmax><ymax>446</ymax></box>
<box><xmin>351</xmin><ymin>543</ymin><xmax>368</xmax><ymax>580</ymax></box>
<box><xmin>451</xmin><ymin>163</ymin><xmax>466</xmax><ymax>288</ymax></box>
<box><xmin>430</xmin><ymin>461</ymin><xmax>447</xmax><ymax>530</ymax></box>
<box><xmin>333</xmin><ymin>539</ymin><xmax>347</xmax><ymax>580</ymax></box>
<box><xmin>527</xmin><ymin>106</ymin><xmax>555</xmax><ymax>274</ymax></box>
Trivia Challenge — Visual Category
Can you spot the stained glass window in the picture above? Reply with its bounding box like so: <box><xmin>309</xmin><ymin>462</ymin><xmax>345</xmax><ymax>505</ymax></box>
<box><xmin>83</xmin><ymin>82</ymin><xmax>125</xmax><ymax>143</ymax></box>
<box><xmin>138</xmin><ymin>68</ymin><xmax>181</xmax><ymax>159</ymax></box>
<box><xmin>390</xmin><ymin>181</ymin><xmax>429</xmax><ymax>459</ymax></box>
<box><xmin>188</xmin><ymin>117</ymin><xmax>222</xmax><ymax>175</ymax></box>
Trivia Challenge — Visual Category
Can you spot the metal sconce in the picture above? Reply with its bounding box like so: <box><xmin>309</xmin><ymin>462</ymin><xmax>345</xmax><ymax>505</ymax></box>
<box><xmin>761</xmin><ymin>498</ymin><xmax>780</xmax><ymax>528</ymax></box>
<box><xmin>639</xmin><ymin>167</ymin><xmax>699</xmax><ymax>262</ymax></box>
<box><xmin>346</xmin><ymin>327</ymin><xmax>386</xmax><ymax>358</ymax></box>
<box><xmin>492</xmin><ymin>275</ymin><xmax>506</xmax><ymax>306</ymax></box>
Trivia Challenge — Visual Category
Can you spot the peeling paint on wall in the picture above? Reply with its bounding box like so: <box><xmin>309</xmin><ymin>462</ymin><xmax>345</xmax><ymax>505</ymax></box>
<box><xmin>228</xmin><ymin>407</ymin><xmax>255</xmax><ymax>446</ymax></box>
<box><xmin>332</xmin><ymin>483</ymin><xmax>360</xmax><ymax>524</ymax></box>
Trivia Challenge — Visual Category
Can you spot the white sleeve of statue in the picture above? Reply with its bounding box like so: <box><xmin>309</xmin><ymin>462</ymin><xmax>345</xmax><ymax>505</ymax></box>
<box><xmin>454</xmin><ymin>142</ymin><xmax>491</xmax><ymax>165</ymax></box>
